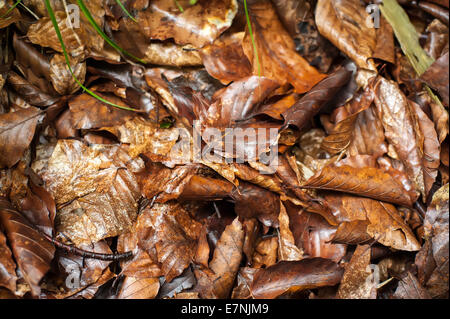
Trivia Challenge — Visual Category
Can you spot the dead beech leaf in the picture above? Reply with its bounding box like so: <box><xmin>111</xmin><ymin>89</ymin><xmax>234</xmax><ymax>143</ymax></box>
<box><xmin>195</xmin><ymin>217</ymin><xmax>244</xmax><ymax>299</ymax></box>
<box><xmin>282</xmin><ymin>67</ymin><xmax>352</xmax><ymax>130</ymax></box>
<box><xmin>102</xmin><ymin>116</ymin><xmax>180</xmax><ymax>159</ymax></box>
<box><xmin>251</xmin><ymin>258</ymin><xmax>343</xmax><ymax>299</ymax></box>
<box><xmin>49</xmin><ymin>54</ymin><xmax>86</xmax><ymax>95</ymax></box>
<box><xmin>69</xmin><ymin>92</ymin><xmax>136</xmax><ymax>130</ymax></box>
<box><xmin>243</xmin><ymin>0</ymin><xmax>326</xmax><ymax>93</ymax></box>
<box><xmin>303</xmin><ymin>164</ymin><xmax>418</xmax><ymax>207</ymax></box>
<box><xmin>430</xmin><ymin>100</ymin><xmax>449</xmax><ymax>144</ymax></box>
<box><xmin>58</xmin><ymin>240</ymin><xmax>112</xmax><ymax>293</ymax></box>
<box><xmin>422</xmin><ymin>184</ymin><xmax>449</xmax><ymax>297</ymax></box>
<box><xmin>0</xmin><ymin>230</ymin><xmax>17</xmax><ymax>293</ymax></box>
<box><xmin>231</xmin><ymin>267</ymin><xmax>258</xmax><ymax>299</ymax></box>
<box><xmin>420</xmin><ymin>52</ymin><xmax>449</xmax><ymax>107</ymax></box>
<box><xmin>0</xmin><ymin>197</ymin><xmax>55</xmax><ymax>297</ymax></box>
<box><xmin>38</xmin><ymin>140</ymin><xmax>143</xmax><ymax>245</ymax></box>
<box><xmin>137</xmin><ymin>0</ymin><xmax>238</xmax><ymax>48</ymax></box>
<box><xmin>201</xmin><ymin>32</ymin><xmax>252</xmax><ymax>84</ymax></box>
<box><xmin>252</xmin><ymin>236</ymin><xmax>278</xmax><ymax>268</ymax></box>
<box><xmin>137</xmin><ymin>202</ymin><xmax>202</xmax><ymax>283</ymax></box>
<box><xmin>27</xmin><ymin>8</ymin><xmax>104</xmax><ymax>59</ymax></box>
<box><xmin>141</xmin><ymin>43</ymin><xmax>202</xmax><ymax>67</ymax></box>
<box><xmin>278</xmin><ymin>202</ymin><xmax>303</xmax><ymax>261</ymax></box>
<box><xmin>411</xmin><ymin>102</ymin><xmax>440</xmax><ymax>198</ymax></box>
<box><xmin>117</xmin><ymin>277</ymin><xmax>160</xmax><ymax>299</ymax></box>
<box><xmin>327</xmin><ymin>195</ymin><xmax>421</xmax><ymax>251</ymax></box>
<box><xmin>117</xmin><ymin>229</ymin><xmax>161</xmax><ymax>279</ymax></box>
<box><xmin>337</xmin><ymin>245</ymin><xmax>376</xmax><ymax>299</ymax></box>
<box><xmin>393</xmin><ymin>272</ymin><xmax>431</xmax><ymax>299</ymax></box>
<box><xmin>348</xmin><ymin>106</ymin><xmax>388</xmax><ymax>158</ymax></box>
<box><xmin>0</xmin><ymin>107</ymin><xmax>43</xmax><ymax>168</ymax></box>
<box><xmin>286</xmin><ymin>204</ymin><xmax>346</xmax><ymax>262</ymax></box>
<box><xmin>373</xmin><ymin>77</ymin><xmax>426</xmax><ymax>198</ymax></box>
<box><xmin>315</xmin><ymin>0</ymin><xmax>377</xmax><ymax>70</ymax></box>
<box><xmin>321</xmin><ymin>88</ymin><xmax>374</xmax><ymax>155</ymax></box>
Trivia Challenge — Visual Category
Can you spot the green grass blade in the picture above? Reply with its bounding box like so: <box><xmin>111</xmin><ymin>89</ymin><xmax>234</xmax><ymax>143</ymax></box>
<box><xmin>0</xmin><ymin>0</ymin><xmax>22</xmax><ymax>19</ymax></box>
<box><xmin>44</xmin><ymin>0</ymin><xmax>139</xmax><ymax>112</ymax></box>
<box><xmin>76</xmin><ymin>0</ymin><xmax>145</xmax><ymax>64</ymax></box>
<box><xmin>174</xmin><ymin>0</ymin><xmax>184</xmax><ymax>12</ymax></box>
<box><xmin>115</xmin><ymin>0</ymin><xmax>137</xmax><ymax>23</ymax></box>
<box><xmin>244</xmin><ymin>0</ymin><xmax>261</xmax><ymax>78</ymax></box>
<box><xmin>380</xmin><ymin>0</ymin><xmax>444</xmax><ymax>107</ymax></box>
<box><xmin>379</xmin><ymin>0</ymin><xmax>434</xmax><ymax>76</ymax></box>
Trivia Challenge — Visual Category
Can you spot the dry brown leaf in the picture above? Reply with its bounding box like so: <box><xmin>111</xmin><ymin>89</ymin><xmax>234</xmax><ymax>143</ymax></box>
<box><xmin>242</xmin><ymin>0</ymin><xmax>326</xmax><ymax>93</ymax></box>
<box><xmin>315</xmin><ymin>0</ymin><xmax>377</xmax><ymax>70</ymax></box>
<box><xmin>137</xmin><ymin>202</ymin><xmax>202</xmax><ymax>282</ymax></box>
<box><xmin>37</xmin><ymin>139</ymin><xmax>143</xmax><ymax>245</ymax></box>
<box><xmin>195</xmin><ymin>217</ymin><xmax>244</xmax><ymax>298</ymax></box>
<box><xmin>337</xmin><ymin>245</ymin><xmax>376</xmax><ymax>299</ymax></box>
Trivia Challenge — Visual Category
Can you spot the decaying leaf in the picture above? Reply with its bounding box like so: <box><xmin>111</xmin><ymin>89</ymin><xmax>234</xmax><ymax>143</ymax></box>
<box><xmin>337</xmin><ymin>245</ymin><xmax>376</xmax><ymax>299</ymax></box>
<box><xmin>251</xmin><ymin>258</ymin><xmax>343</xmax><ymax>299</ymax></box>
<box><xmin>36</xmin><ymin>140</ymin><xmax>142</xmax><ymax>245</ymax></box>
<box><xmin>243</xmin><ymin>0</ymin><xmax>326</xmax><ymax>93</ymax></box>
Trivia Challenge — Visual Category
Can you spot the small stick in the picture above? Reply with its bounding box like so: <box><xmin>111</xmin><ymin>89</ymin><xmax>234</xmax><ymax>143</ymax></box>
<box><xmin>41</xmin><ymin>232</ymin><xmax>133</xmax><ymax>261</ymax></box>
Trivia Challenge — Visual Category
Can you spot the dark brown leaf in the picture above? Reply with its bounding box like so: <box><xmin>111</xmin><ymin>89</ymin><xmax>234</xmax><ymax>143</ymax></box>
<box><xmin>0</xmin><ymin>197</ymin><xmax>55</xmax><ymax>296</ymax></box>
<box><xmin>243</xmin><ymin>0</ymin><xmax>326</xmax><ymax>93</ymax></box>
<box><xmin>251</xmin><ymin>258</ymin><xmax>343</xmax><ymax>299</ymax></box>
<box><xmin>0</xmin><ymin>107</ymin><xmax>43</xmax><ymax>168</ymax></box>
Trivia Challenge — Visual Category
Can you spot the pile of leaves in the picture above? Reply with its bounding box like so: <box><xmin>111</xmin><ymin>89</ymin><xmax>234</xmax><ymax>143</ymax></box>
<box><xmin>0</xmin><ymin>0</ymin><xmax>448</xmax><ymax>299</ymax></box>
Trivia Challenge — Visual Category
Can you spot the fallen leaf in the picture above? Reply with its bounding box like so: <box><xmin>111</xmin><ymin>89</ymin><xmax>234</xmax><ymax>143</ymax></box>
<box><xmin>37</xmin><ymin>140</ymin><xmax>143</xmax><ymax>245</ymax></box>
<box><xmin>242</xmin><ymin>0</ymin><xmax>326</xmax><ymax>93</ymax></box>
<box><xmin>337</xmin><ymin>245</ymin><xmax>376</xmax><ymax>299</ymax></box>
<box><xmin>251</xmin><ymin>258</ymin><xmax>343</xmax><ymax>299</ymax></box>
<box><xmin>0</xmin><ymin>107</ymin><xmax>43</xmax><ymax>168</ymax></box>
<box><xmin>0</xmin><ymin>197</ymin><xmax>55</xmax><ymax>297</ymax></box>
<box><xmin>315</xmin><ymin>0</ymin><xmax>377</xmax><ymax>70</ymax></box>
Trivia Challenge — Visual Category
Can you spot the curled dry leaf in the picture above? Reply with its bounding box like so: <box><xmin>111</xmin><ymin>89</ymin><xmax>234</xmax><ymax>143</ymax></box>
<box><xmin>277</xmin><ymin>202</ymin><xmax>303</xmax><ymax>261</ymax></box>
<box><xmin>282</xmin><ymin>67</ymin><xmax>352</xmax><ymax>130</ymax></box>
<box><xmin>321</xmin><ymin>88</ymin><xmax>375</xmax><ymax>155</ymax></box>
<box><xmin>137</xmin><ymin>202</ymin><xmax>202</xmax><ymax>282</ymax></box>
<box><xmin>0</xmin><ymin>197</ymin><xmax>55</xmax><ymax>297</ymax></box>
<box><xmin>252</xmin><ymin>236</ymin><xmax>278</xmax><ymax>268</ymax></box>
<box><xmin>285</xmin><ymin>203</ymin><xmax>347</xmax><ymax>262</ymax></box>
<box><xmin>422</xmin><ymin>184</ymin><xmax>449</xmax><ymax>297</ymax></box>
<box><xmin>373</xmin><ymin>77</ymin><xmax>426</xmax><ymax>198</ymax></box>
<box><xmin>201</xmin><ymin>32</ymin><xmax>252</xmax><ymax>84</ymax></box>
<box><xmin>411</xmin><ymin>102</ymin><xmax>440</xmax><ymax>198</ymax></box>
<box><xmin>327</xmin><ymin>194</ymin><xmax>421</xmax><ymax>251</ymax></box>
<box><xmin>0</xmin><ymin>230</ymin><xmax>17</xmax><ymax>292</ymax></box>
<box><xmin>421</xmin><ymin>52</ymin><xmax>449</xmax><ymax>107</ymax></box>
<box><xmin>195</xmin><ymin>217</ymin><xmax>244</xmax><ymax>298</ymax></box>
<box><xmin>251</xmin><ymin>258</ymin><xmax>343</xmax><ymax>299</ymax></box>
<box><xmin>7</xmin><ymin>71</ymin><xmax>59</xmax><ymax>107</ymax></box>
<box><xmin>337</xmin><ymin>245</ymin><xmax>376</xmax><ymax>299</ymax></box>
<box><xmin>37</xmin><ymin>140</ymin><xmax>143</xmax><ymax>245</ymax></box>
<box><xmin>315</xmin><ymin>0</ymin><xmax>377</xmax><ymax>70</ymax></box>
<box><xmin>242</xmin><ymin>0</ymin><xmax>326</xmax><ymax>93</ymax></box>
